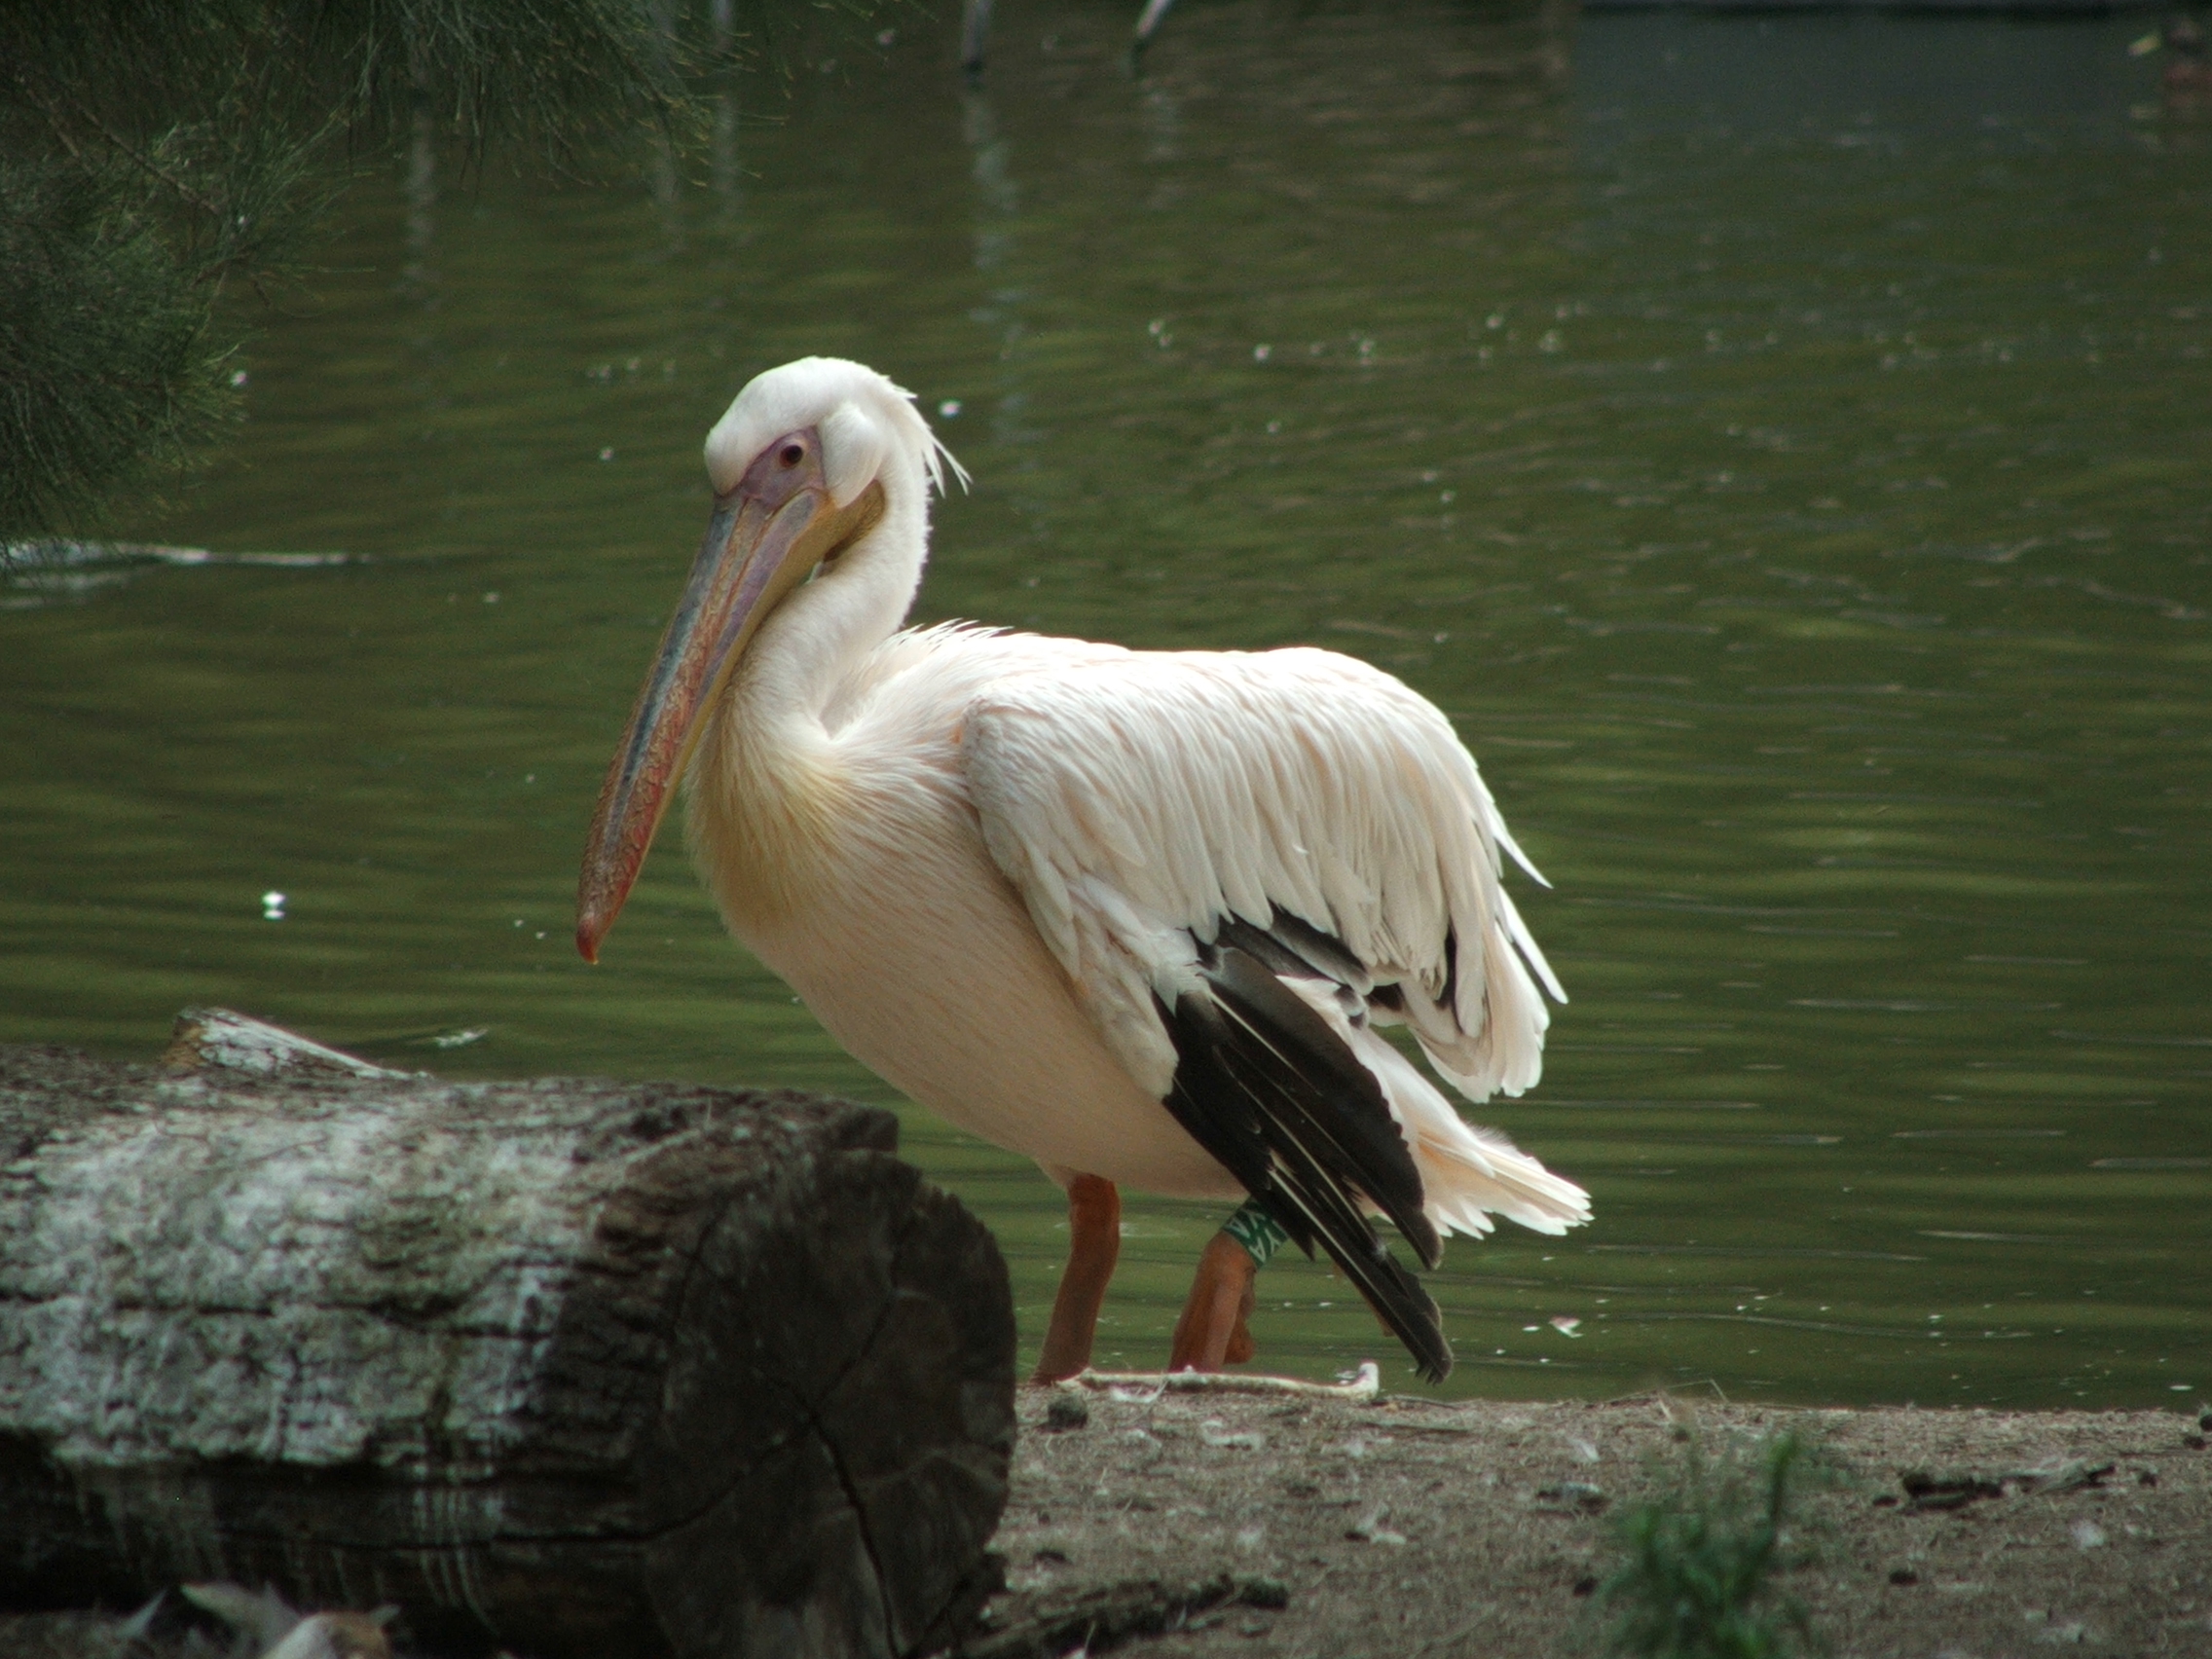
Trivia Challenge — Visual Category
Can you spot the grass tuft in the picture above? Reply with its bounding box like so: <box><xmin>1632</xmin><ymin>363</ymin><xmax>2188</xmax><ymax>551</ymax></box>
<box><xmin>1598</xmin><ymin>1425</ymin><xmax>1825</xmax><ymax>1659</ymax></box>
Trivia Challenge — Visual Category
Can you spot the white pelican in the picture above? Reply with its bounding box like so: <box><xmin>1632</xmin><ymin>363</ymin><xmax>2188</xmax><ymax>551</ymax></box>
<box><xmin>576</xmin><ymin>357</ymin><xmax>1589</xmax><ymax>1383</ymax></box>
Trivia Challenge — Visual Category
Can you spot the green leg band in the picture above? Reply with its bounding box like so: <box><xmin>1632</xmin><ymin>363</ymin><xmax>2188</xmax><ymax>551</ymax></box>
<box><xmin>1221</xmin><ymin>1197</ymin><xmax>1291</xmax><ymax>1268</ymax></box>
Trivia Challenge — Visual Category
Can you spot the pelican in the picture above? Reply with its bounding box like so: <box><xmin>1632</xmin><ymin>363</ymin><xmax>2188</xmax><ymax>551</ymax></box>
<box><xmin>576</xmin><ymin>357</ymin><xmax>1589</xmax><ymax>1383</ymax></box>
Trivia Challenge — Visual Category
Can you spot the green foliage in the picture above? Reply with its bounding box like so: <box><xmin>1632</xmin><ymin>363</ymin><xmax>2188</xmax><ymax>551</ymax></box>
<box><xmin>0</xmin><ymin>0</ymin><xmax>899</xmax><ymax>537</ymax></box>
<box><xmin>1598</xmin><ymin>1427</ymin><xmax>1825</xmax><ymax>1659</ymax></box>
<box><xmin>0</xmin><ymin>159</ymin><xmax>231</xmax><ymax>537</ymax></box>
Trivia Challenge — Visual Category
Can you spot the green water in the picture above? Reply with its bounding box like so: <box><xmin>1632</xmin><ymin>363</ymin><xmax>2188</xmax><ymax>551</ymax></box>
<box><xmin>5</xmin><ymin>5</ymin><xmax>2206</xmax><ymax>1409</ymax></box>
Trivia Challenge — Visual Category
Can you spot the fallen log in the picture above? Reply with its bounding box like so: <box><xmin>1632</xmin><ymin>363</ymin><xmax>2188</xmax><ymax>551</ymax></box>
<box><xmin>0</xmin><ymin>1012</ymin><xmax>1015</xmax><ymax>1659</ymax></box>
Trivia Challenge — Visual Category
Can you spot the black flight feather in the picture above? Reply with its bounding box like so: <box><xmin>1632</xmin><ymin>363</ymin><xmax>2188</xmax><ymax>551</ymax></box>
<box><xmin>1152</xmin><ymin>939</ymin><xmax>1453</xmax><ymax>1382</ymax></box>
<box><xmin>1216</xmin><ymin>906</ymin><xmax>1370</xmax><ymax>990</ymax></box>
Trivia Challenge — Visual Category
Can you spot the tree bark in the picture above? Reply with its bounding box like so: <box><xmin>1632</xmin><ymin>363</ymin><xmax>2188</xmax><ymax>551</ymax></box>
<box><xmin>0</xmin><ymin>1013</ymin><xmax>1014</xmax><ymax>1659</ymax></box>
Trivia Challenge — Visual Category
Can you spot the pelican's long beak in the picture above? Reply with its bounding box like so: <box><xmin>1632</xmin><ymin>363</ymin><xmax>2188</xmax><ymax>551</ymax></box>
<box><xmin>575</xmin><ymin>478</ymin><xmax>830</xmax><ymax>963</ymax></box>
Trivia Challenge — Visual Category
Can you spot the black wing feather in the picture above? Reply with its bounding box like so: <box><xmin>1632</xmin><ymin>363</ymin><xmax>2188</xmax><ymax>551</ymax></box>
<box><xmin>1216</xmin><ymin>907</ymin><xmax>1370</xmax><ymax>990</ymax></box>
<box><xmin>1153</xmin><ymin>940</ymin><xmax>1453</xmax><ymax>1383</ymax></box>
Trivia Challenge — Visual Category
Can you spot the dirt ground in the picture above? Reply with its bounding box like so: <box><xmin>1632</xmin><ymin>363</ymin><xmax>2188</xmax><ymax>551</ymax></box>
<box><xmin>966</xmin><ymin>1382</ymin><xmax>2212</xmax><ymax>1659</ymax></box>
<box><xmin>2</xmin><ymin>1385</ymin><xmax>2205</xmax><ymax>1659</ymax></box>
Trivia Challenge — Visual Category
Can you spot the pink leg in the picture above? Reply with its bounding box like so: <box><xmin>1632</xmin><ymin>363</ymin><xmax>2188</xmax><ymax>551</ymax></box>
<box><xmin>1031</xmin><ymin>1175</ymin><xmax>1121</xmax><ymax>1383</ymax></box>
<box><xmin>1167</xmin><ymin>1230</ymin><xmax>1259</xmax><ymax>1372</ymax></box>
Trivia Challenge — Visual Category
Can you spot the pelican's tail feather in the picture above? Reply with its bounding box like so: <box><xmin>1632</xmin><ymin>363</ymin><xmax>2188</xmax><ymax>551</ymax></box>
<box><xmin>1346</xmin><ymin>1019</ymin><xmax>1592</xmax><ymax>1241</ymax></box>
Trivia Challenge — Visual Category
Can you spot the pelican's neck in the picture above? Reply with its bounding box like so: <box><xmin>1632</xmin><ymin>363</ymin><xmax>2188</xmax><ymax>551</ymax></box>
<box><xmin>686</xmin><ymin>467</ymin><xmax>930</xmax><ymax>921</ymax></box>
<box><xmin>736</xmin><ymin>474</ymin><xmax>927</xmax><ymax>734</ymax></box>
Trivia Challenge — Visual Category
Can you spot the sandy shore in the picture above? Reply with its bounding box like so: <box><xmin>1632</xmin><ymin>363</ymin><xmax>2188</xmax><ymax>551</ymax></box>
<box><xmin>966</xmin><ymin>1382</ymin><xmax>2212</xmax><ymax>1659</ymax></box>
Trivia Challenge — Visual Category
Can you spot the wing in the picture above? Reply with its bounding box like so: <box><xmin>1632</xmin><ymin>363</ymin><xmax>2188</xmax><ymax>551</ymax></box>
<box><xmin>961</xmin><ymin>645</ymin><xmax>1568</xmax><ymax>1382</ymax></box>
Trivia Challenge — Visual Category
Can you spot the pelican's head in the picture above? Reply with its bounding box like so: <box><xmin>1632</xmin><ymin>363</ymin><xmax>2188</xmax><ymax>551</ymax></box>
<box><xmin>575</xmin><ymin>356</ymin><xmax>963</xmax><ymax>962</ymax></box>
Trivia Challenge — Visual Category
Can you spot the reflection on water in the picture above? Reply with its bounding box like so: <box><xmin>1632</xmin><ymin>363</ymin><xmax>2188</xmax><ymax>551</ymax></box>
<box><xmin>3</xmin><ymin>5</ymin><xmax>2204</xmax><ymax>1408</ymax></box>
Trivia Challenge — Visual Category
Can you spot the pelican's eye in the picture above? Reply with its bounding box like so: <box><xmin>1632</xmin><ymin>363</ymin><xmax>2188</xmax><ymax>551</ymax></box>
<box><xmin>779</xmin><ymin>442</ymin><xmax>805</xmax><ymax>467</ymax></box>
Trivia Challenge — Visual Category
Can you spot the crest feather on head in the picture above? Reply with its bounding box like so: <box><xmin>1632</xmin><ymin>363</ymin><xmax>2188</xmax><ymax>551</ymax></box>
<box><xmin>704</xmin><ymin>357</ymin><xmax>967</xmax><ymax>502</ymax></box>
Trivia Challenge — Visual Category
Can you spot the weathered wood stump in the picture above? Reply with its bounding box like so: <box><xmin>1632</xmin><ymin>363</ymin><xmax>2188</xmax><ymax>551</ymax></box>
<box><xmin>0</xmin><ymin>1012</ymin><xmax>1015</xmax><ymax>1658</ymax></box>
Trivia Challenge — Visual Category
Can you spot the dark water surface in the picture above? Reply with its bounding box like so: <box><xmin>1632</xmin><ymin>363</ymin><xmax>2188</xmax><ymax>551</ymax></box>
<box><xmin>6</xmin><ymin>6</ymin><xmax>2206</xmax><ymax>1407</ymax></box>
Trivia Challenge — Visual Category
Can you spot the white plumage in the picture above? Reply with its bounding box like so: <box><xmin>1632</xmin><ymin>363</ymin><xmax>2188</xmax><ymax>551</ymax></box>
<box><xmin>578</xmin><ymin>356</ymin><xmax>1590</xmax><ymax>1382</ymax></box>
